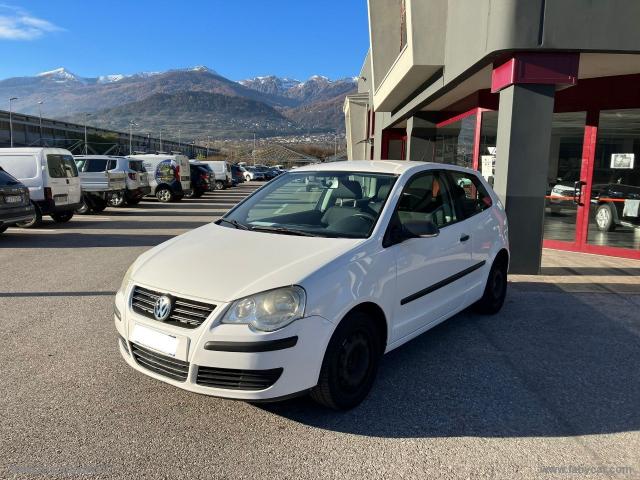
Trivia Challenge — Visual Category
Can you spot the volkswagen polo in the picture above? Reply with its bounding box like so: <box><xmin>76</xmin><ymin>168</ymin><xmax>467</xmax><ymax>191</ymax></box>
<box><xmin>115</xmin><ymin>161</ymin><xmax>509</xmax><ymax>409</ymax></box>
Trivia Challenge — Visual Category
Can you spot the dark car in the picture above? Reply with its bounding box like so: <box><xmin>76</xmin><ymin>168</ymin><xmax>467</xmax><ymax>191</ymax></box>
<box><xmin>591</xmin><ymin>169</ymin><xmax>640</xmax><ymax>232</ymax></box>
<box><xmin>0</xmin><ymin>167</ymin><xmax>35</xmax><ymax>235</ymax></box>
<box><xmin>187</xmin><ymin>165</ymin><xmax>211</xmax><ymax>198</ymax></box>
<box><xmin>230</xmin><ymin>165</ymin><xmax>245</xmax><ymax>185</ymax></box>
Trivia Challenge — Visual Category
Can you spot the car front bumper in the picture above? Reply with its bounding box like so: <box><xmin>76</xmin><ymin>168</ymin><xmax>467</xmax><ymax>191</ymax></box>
<box><xmin>114</xmin><ymin>288</ymin><xmax>333</xmax><ymax>400</ymax></box>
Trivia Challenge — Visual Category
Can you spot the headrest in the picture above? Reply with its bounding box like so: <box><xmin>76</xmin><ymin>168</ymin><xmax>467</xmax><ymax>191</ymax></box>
<box><xmin>376</xmin><ymin>184</ymin><xmax>391</xmax><ymax>201</ymax></box>
<box><xmin>333</xmin><ymin>179</ymin><xmax>362</xmax><ymax>200</ymax></box>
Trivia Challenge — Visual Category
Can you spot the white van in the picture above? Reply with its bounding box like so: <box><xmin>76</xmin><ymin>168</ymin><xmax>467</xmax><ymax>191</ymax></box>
<box><xmin>202</xmin><ymin>161</ymin><xmax>231</xmax><ymax>190</ymax></box>
<box><xmin>127</xmin><ymin>154</ymin><xmax>191</xmax><ymax>202</ymax></box>
<box><xmin>0</xmin><ymin>148</ymin><xmax>82</xmax><ymax>226</ymax></box>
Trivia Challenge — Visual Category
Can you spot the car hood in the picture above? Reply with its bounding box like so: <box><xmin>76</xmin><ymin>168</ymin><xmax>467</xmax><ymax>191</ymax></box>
<box><xmin>131</xmin><ymin>223</ymin><xmax>362</xmax><ymax>303</ymax></box>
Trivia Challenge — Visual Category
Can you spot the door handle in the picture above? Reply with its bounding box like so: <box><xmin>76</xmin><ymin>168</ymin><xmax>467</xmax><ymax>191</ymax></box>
<box><xmin>573</xmin><ymin>180</ymin><xmax>586</xmax><ymax>206</ymax></box>
<box><xmin>460</xmin><ymin>234</ymin><xmax>471</xmax><ymax>242</ymax></box>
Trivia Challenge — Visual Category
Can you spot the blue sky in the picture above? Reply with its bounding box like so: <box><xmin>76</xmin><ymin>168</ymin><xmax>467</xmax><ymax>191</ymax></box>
<box><xmin>0</xmin><ymin>1</ymin><xmax>369</xmax><ymax>81</ymax></box>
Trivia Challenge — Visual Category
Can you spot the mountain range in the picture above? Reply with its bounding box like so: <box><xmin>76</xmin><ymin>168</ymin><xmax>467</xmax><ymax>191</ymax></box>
<box><xmin>0</xmin><ymin>67</ymin><xmax>357</xmax><ymax>140</ymax></box>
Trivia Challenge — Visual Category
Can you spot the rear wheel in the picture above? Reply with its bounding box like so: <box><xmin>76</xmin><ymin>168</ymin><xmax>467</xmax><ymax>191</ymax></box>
<box><xmin>215</xmin><ymin>181</ymin><xmax>224</xmax><ymax>191</ymax></box>
<box><xmin>16</xmin><ymin>202</ymin><xmax>42</xmax><ymax>228</ymax></box>
<box><xmin>310</xmin><ymin>311</ymin><xmax>382</xmax><ymax>410</ymax></box>
<box><xmin>51</xmin><ymin>212</ymin><xmax>74</xmax><ymax>223</ymax></box>
<box><xmin>156</xmin><ymin>187</ymin><xmax>173</xmax><ymax>203</ymax></box>
<box><xmin>473</xmin><ymin>255</ymin><xmax>508</xmax><ymax>314</ymax></box>
<box><xmin>192</xmin><ymin>189</ymin><xmax>204</xmax><ymax>198</ymax></box>
<box><xmin>108</xmin><ymin>192</ymin><xmax>126</xmax><ymax>207</ymax></box>
<box><xmin>91</xmin><ymin>198</ymin><xmax>107</xmax><ymax>213</ymax></box>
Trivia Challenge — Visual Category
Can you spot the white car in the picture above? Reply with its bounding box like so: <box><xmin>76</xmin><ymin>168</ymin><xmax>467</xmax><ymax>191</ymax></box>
<box><xmin>115</xmin><ymin>161</ymin><xmax>509</xmax><ymax>409</ymax></box>
<box><xmin>0</xmin><ymin>147</ymin><xmax>82</xmax><ymax>226</ymax></box>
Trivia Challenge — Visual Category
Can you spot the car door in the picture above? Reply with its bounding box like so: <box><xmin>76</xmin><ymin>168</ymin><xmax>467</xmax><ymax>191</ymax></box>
<box><xmin>46</xmin><ymin>152</ymin><xmax>80</xmax><ymax>206</ymax></box>
<box><xmin>445</xmin><ymin>169</ymin><xmax>500</xmax><ymax>301</ymax></box>
<box><xmin>389</xmin><ymin>170</ymin><xmax>475</xmax><ymax>342</ymax></box>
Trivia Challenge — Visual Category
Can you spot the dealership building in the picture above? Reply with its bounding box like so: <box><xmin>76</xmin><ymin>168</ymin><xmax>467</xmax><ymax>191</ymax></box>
<box><xmin>344</xmin><ymin>0</ymin><xmax>640</xmax><ymax>273</ymax></box>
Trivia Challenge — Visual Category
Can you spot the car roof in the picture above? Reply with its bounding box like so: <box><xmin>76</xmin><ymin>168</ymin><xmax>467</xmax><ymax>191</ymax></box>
<box><xmin>294</xmin><ymin>160</ymin><xmax>431</xmax><ymax>175</ymax></box>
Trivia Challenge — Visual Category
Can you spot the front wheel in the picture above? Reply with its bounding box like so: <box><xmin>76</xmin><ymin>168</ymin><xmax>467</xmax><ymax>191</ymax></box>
<box><xmin>595</xmin><ymin>203</ymin><xmax>616</xmax><ymax>232</ymax></box>
<box><xmin>51</xmin><ymin>212</ymin><xmax>74</xmax><ymax>223</ymax></box>
<box><xmin>310</xmin><ymin>311</ymin><xmax>382</xmax><ymax>410</ymax></box>
<box><xmin>473</xmin><ymin>255</ymin><xmax>508</xmax><ymax>315</ymax></box>
<box><xmin>108</xmin><ymin>192</ymin><xmax>126</xmax><ymax>207</ymax></box>
<box><xmin>155</xmin><ymin>187</ymin><xmax>174</xmax><ymax>203</ymax></box>
<box><xmin>215</xmin><ymin>181</ymin><xmax>224</xmax><ymax>191</ymax></box>
<box><xmin>16</xmin><ymin>202</ymin><xmax>42</xmax><ymax>228</ymax></box>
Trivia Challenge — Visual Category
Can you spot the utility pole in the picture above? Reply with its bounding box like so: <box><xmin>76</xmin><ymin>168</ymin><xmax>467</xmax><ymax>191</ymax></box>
<box><xmin>206</xmin><ymin>135</ymin><xmax>210</xmax><ymax>158</ymax></box>
<box><xmin>37</xmin><ymin>100</ymin><xmax>44</xmax><ymax>146</ymax></box>
<box><xmin>147</xmin><ymin>132</ymin><xmax>151</xmax><ymax>152</ymax></box>
<box><xmin>253</xmin><ymin>133</ymin><xmax>256</xmax><ymax>150</ymax></box>
<box><xmin>9</xmin><ymin>97</ymin><xmax>18</xmax><ymax>148</ymax></box>
<box><xmin>84</xmin><ymin>113</ymin><xmax>91</xmax><ymax>155</ymax></box>
<box><xmin>178</xmin><ymin>129</ymin><xmax>181</xmax><ymax>151</ymax></box>
<box><xmin>159</xmin><ymin>130</ymin><xmax>163</xmax><ymax>152</ymax></box>
<box><xmin>129</xmin><ymin>121</ymin><xmax>138</xmax><ymax>155</ymax></box>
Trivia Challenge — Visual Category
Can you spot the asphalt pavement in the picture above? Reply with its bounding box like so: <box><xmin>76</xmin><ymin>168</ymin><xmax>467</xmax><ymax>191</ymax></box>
<box><xmin>1</xmin><ymin>181</ymin><xmax>639</xmax><ymax>480</ymax></box>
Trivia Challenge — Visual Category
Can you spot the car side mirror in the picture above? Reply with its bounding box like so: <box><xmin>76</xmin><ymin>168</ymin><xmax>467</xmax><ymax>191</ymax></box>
<box><xmin>402</xmin><ymin>220</ymin><xmax>440</xmax><ymax>239</ymax></box>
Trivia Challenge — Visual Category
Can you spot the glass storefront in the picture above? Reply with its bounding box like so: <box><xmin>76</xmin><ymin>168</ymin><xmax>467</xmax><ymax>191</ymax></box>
<box><xmin>478</xmin><ymin>111</ymin><xmax>497</xmax><ymax>185</ymax></box>
<box><xmin>587</xmin><ymin>109</ymin><xmax>640</xmax><ymax>251</ymax></box>
<box><xmin>433</xmin><ymin>113</ymin><xmax>476</xmax><ymax>168</ymax></box>
<box><xmin>543</xmin><ymin>112</ymin><xmax>587</xmax><ymax>243</ymax></box>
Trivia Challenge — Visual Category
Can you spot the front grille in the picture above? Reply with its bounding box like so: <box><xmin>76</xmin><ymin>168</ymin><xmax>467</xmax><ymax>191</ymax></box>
<box><xmin>131</xmin><ymin>343</ymin><xmax>190</xmax><ymax>382</ymax></box>
<box><xmin>131</xmin><ymin>286</ymin><xmax>215</xmax><ymax>329</ymax></box>
<box><xmin>196</xmin><ymin>366</ymin><xmax>283</xmax><ymax>391</ymax></box>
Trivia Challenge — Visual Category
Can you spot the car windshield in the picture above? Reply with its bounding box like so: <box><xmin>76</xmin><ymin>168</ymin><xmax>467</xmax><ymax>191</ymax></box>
<box><xmin>220</xmin><ymin>171</ymin><xmax>397</xmax><ymax>238</ymax></box>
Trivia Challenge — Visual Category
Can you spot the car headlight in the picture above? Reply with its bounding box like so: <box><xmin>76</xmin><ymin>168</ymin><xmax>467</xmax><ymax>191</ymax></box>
<box><xmin>119</xmin><ymin>263</ymin><xmax>135</xmax><ymax>293</ymax></box>
<box><xmin>221</xmin><ymin>286</ymin><xmax>306</xmax><ymax>332</ymax></box>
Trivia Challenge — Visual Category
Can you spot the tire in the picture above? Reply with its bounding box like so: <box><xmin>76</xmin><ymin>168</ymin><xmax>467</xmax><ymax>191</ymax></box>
<box><xmin>595</xmin><ymin>203</ymin><xmax>616</xmax><ymax>232</ymax></box>
<box><xmin>473</xmin><ymin>255</ymin><xmax>508</xmax><ymax>315</ymax></box>
<box><xmin>51</xmin><ymin>212</ymin><xmax>74</xmax><ymax>223</ymax></box>
<box><xmin>91</xmin><ymin>198</ymin><xmax>107</xmax><ymax>213</ymax></box>
<box><xmin>76</xmin><ymin>198</ymin><xmax>91</xmax><ymax>215</ymax></box>
<box><xmin>310</xmin><ymin>311</ymin><xmax>382</xmax><ymax>410</ymax></box>
<box><xmin>0</xmin><ymin>225</ymin><xmax>8</xmax><ymax>234</ymax></box>
<box><xmin>16</xmin><ymin>202</ymin><xmax>42</xmax><ymax>228</ymax></box>
<box><xmin>156</xmin><ymin>187</ymin><xmax>173</xmax><ymax>203</ymax></box>
<box><xmin>108</xmin><ymin>192</ymin><xmax>126</xmax><ymax>207</ymax></box>
<box><xmin>192</xmin><ymin>189</ymin><xmax>204</xmax><ymax>198</ymax></box>
<box><xmin>184</xmin><ymin>189</ymin><xmax>195</xmax><ymax>199</ymax></box>
<box><xmin>215</xmin><ymin>181</ymin><xmax>224</xmax><ymax>191</ymax></box>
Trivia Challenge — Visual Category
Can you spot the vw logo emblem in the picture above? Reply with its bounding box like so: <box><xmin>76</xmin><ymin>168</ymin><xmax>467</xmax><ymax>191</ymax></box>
<box><xmin>153</xmin><ymin>295</ymin><xmax>173</xmax><ymax>321</ymax></box>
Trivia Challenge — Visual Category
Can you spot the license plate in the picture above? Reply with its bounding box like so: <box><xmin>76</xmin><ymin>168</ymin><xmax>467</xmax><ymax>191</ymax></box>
<box><xmin>5</xmin><ymin>195</ymin><xmax>22</xmax><ymax>204</ymax></box>
<box><xmin>181</xmin><ymin>176</ymin><xmax>189</xmax><ymax>181</ymax></box>
<box><xmin>54</xmin><ymin>194</ymin><xmax>68</xmax><ymax>204</ymax></box>
<box><xmin>131</xmin><ymin>324</ymin><xmax>177</xmax><ymax>356</ymax></box>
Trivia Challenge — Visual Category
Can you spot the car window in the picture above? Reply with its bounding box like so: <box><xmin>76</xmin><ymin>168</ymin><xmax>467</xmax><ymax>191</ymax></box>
<box><xmin>82</xmin><ymin>159</ymin><xmax>109</xmax><ymax>172</ymax></box>
<box><xmin>47</xmin><ymin>154</ymin><xmax>78</xmax><ymax>178</ymax></box>
<box><xmin>107</xmin><ymin>159</ymin><xmax>118</xmax><ymax>170</ymax></box>
<box><xmin>0</xmin><ymin>155</ymin><xmax>38</xmax><ymax>179</ymax></box>
<box><xmin>396</xmin><ymin>171</ymin><xmax>457</xmax><ymax>229</ymax></box>
<box><xmin>0</xmin><ymin>168</ymin><xmax>20</xmax><ymax>186</ymax></box>
<box><xmin>446</xmin><ymin>171</ymin><xmax>493</xmax><ymax>219</ymax></box>
<box><xmin>223</xmin><ymin>171</ymin><xmax>398</xmax><ymax>238</ymax></box>
<box><xmin>128</xmin><ymin>160</ymin><xmax>146</xmax><ymax>172</ymax></box>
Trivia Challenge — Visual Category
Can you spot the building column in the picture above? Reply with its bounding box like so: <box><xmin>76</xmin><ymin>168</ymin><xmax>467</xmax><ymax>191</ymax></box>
<box><xmin>405</xmin><ymin>115</ymin><xmax>436</xmax><ymax>162</ymax></box>
<box><xmin>494</xmin><ymin>84</ymin><xmax>555</xmax><ymax>274</ymax></box>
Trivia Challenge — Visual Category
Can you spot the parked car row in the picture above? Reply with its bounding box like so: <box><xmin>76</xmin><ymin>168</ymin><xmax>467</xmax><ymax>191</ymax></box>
<box><xmin>0</xmin><ymin>148</ymin><xmax>263</xmax><ymax>234</ymax></box>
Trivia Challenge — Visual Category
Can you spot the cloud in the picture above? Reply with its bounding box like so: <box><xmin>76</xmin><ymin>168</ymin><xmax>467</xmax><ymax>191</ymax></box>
<box><xmin>0</xmin><ymin>4</ymin><xmax>63</xmax><ymax>40</ymax></box>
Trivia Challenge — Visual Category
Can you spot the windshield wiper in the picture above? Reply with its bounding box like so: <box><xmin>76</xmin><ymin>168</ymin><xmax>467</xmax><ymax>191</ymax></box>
<box><xmin>217</xmin><ymin>218</ymin><xmax>251</xmax><ymax>230</ymax></box>
<box><xmin>250</xmin><ymin>225</ymin><xmax>323</xmax><ymax>237</ymax></box>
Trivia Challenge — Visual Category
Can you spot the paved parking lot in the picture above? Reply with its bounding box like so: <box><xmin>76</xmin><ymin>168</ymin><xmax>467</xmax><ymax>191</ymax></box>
<box><xmin>1</xmin><ymin>182</ymin><xmax>639</xmax><ymax>479</ymax></box>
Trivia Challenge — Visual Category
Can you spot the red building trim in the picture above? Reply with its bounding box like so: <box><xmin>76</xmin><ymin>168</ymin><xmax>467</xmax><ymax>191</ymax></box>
<box><xmin>491</xmin><ymin>52</ymin><xmax>579</xmax><ymax>93</ymax></box>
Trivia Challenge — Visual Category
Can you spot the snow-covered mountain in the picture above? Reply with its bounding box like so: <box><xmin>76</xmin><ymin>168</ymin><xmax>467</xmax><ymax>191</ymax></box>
<box><xmin>240</xmin><ymin>75</ymin><xmax>357</xmax><ymax>104</ymax></box>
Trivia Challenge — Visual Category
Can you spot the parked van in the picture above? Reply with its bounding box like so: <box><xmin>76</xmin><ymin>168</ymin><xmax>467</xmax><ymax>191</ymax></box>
<box><xmin>127</xmin><ymin>154</ymin><xmax>191</xmax><ymax>202</ymax></box>
<box><xmin>202</xmin><ymin>161</ymin><xmax>230</xmax><ymax>190</ymax></box>
<box><xmin>0</xmin><ymin>148</ymin><xmax>82</xmax><ymax>226</ymax></box>
<box><xmin>73</xmin><ymin>156</ymin><xmax>128</xmax><ymax>213</ymax></box>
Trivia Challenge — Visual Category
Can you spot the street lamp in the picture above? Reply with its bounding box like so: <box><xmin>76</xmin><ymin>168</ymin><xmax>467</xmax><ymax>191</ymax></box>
<box><xmin>178</xmin><ymin>129</ymin><xmax>181</xmax><ymax>148</ymax></box>
<box><xmin>37</xmin><ymin>100</ymin><xmax>44</xmax><ymax>146</ymax></box>
<box><xmin>159</xmin><ymin>130</ymin><xmax>163</xmax><ymax>152</ymax></box>
<box><xmin>9</xmin><ymin>97</ymin><xmax>18</xmax><ymax>148</ymax></box>
<box><xmin>128</xmin><ymin>121</ymin><xmax>138</xmax><ymax>155</ymax></box>
<box><xmin>83</xmin><ymin>113</ymin><xmax>92</xmax><ymax>155</ymax></box>
<box><xmin>206</xmin><ymin>135</ymin><xmax>210</xmax><ymax>158</ymax></box>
